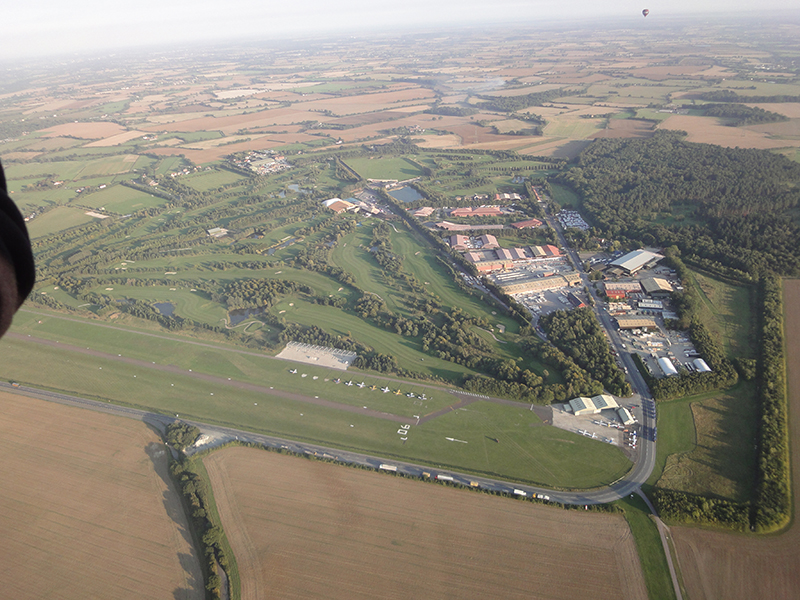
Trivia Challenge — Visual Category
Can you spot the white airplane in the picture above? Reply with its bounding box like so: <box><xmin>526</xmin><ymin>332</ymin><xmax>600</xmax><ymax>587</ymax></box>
<box><xmin>357</xmin><ymin>382</ymin><xmax>366</xmax><ymax>388</ymax></box>
<box><xmin>420</xmin><ymin>394</ymin><xmax>427</xmax><ymax>400</ymax></box>
<box><xmin>406</xmin><ymin>392</ymin><xmax>415</xmax><ymax>398</ymax></box>
<box><xmin>381</xmin><ymin>386</ymin><xmax>391</xmax><ymax>393</ymax></box>
<box><xmin>289</xmin><ymin>368</ymin><xmax>297</xmax><ymax>374</ymax></box>
<box><xmin>345</xmin><ymin>380</ymin><xmax>353</xmax><ymax>386</ymax></box>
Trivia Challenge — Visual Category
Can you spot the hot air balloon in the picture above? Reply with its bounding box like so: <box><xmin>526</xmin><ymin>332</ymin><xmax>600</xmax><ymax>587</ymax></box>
<box><xmin>642</xmin><ymin>9</ymin><xmax>650</xmax><ymax>17</ymax></box>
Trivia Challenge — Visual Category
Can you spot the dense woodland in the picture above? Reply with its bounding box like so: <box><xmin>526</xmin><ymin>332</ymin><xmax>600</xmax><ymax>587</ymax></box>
<box><xmin>557</xmin><ymin>131</ymin><xmax>800</xmax><ymax>277</ymax></box>
<box><xmin>538</xmin><ymin>308</ymin><xmax>631</xmax><ymax>397</ymax></box>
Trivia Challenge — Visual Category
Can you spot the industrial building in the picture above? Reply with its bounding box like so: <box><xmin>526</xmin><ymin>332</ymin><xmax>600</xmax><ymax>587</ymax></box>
<box><xmin>658</xmin><ymin>357</ymin><xmax>678</xmax><ymax>376</ymax></box>
<box><xmin>641</xmin><ymin>277</ymin><xmax>674</xmax><ymax>297</ymax></box>
<box><xmin>568</xmin><ymin>394</ymin><xmax>619</xmax><ymax>416</ymax></box>
<box><xmin>617</xmin><ymin>407</ymin><xmax>636</xmax><ymax>425</ymax></box>
<box><xmin>693</xmin><ymin>358</ymin><xmax>712</xmax><ymax>373</ymax></box>
<box><xmin>609</xmin><ymin>250</ymin><xmax>664</xmax><ymax>274</ymax></box>
<box><xmin>491</xmin><ymin>271</ymin><xmax>581</xmax><ymax>294</ymax></box>
<box><xmin>530</xmin><ymin>245</ymin><xmax>561</xmax><ymax>258</ymax></box>
<box><xmin>616</xmin><ymin>316</ymin><xmax>658</xmax><ymax>330</ymax></box>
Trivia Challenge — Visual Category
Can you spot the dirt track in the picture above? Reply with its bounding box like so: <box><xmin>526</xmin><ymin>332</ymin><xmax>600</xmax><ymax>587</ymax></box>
<box><xmin>670</xmin><ymin>279</ymin><xmax>800</xmax><ymax>600</ymax></box>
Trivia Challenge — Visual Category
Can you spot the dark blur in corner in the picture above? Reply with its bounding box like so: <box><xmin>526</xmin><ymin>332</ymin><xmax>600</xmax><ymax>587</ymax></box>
<box><xmin>0</xmin><ymin>159</ymin><xmax>35</xmax><ymax>339</ymax></box>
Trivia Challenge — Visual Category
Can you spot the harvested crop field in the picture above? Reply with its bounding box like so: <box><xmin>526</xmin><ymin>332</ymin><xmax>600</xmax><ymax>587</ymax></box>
<box><xmin>658</xmin><ymin>115</ymin><xmax>800</xmax><ymax>149</ymax></box>
<box><xmin>0</xmin><ymin>391</ymin><xmax>203</xmax><ymax>599</ymax></box>
<box><xmin>204</xmin><ymin>446</ymin><xmax>647</xmax><ymax>600</ymax></box>
<box><xmin>670</xmin><ymin>278</ymin><xmax>800</xmax><ymax>600</ymax></box>
<box><xmin>591</xmin><ymin>119</ymin><xmax>655</xmax><ymax>139</ymax></box>
<box><xmin>43</xmin><ymin>121</ymin><xmax>128</xmax><ymax>139</ymax></box>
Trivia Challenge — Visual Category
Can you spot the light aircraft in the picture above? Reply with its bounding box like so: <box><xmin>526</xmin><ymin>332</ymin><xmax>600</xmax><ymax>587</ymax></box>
<box><xmin>406</xmin><ymin>392</ymin><xmax>415</xmax><ymax>398</ymax></box>
<box><xmin>345</xmin><ymin>380</ymin><xmax>353</xmax><ymax>386</ymax></box>
<box><xmin>381</xmin><ymin>386</ymin><xmax>391</xmax><ymax>393</ymax></box>
<box><xmin>370</xmin><ymin>385</ymin><xmax>378</xmax><ymax>391</ymax></box>
<box><xmin>394</xmin><ymin>389</ymin><xmax>402</xmax><ymax>395</ymax></box>
<box><xmin>420</xmin><ymin>394</ymin><xmax>427</xmax><ymax>400</ymax></box>
<box><xmin>357</xmin><ymin>382</ymin><xmax>366</xmax><ymax>388</ymax></box>
<box><xmin>334</xmin><ymin>378</ymin><xmax>341</xmax><ymax>384</ymax></box>
<box><xmin>289</xmin><ymin>368</ymin><xmax>297</xmax><ymax>374</ymax></box>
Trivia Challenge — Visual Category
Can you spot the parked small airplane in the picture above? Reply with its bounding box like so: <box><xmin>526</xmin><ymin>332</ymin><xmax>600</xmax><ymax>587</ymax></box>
<box><xmin>345</xmin><ymin>380</ymin><xmax>353</xmax><ymax>386</ymax></box>
<box><xmin>357</xmin><ymin>382</ymin><xmax>366</xmax><ymax>388</ymax></box>
<box><xmin>289</xmin><ymin>368</ymin><xmax>297</xmax><ymax>374</ymax></box>
<box><xmin>381</xmin><ymin>386</ymin><xmax>391</xmax><ymax>393</ymax></box>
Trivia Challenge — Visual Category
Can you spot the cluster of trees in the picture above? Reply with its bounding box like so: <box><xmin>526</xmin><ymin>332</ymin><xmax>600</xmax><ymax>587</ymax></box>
<box><xmin>222</xmin><ymin>278</ymin><xmax>313</xmax><ymax>310</ymax></box>
<box><xmin>538</xmin><ymin>308</ymin><xmax>631</xmax><ymax>396</ymax></box>
<box><xmin>700</xmin><ymin>103</ymin><xmax>787</xmax><ymax>126</ymax></box>
<box><xmin>424</xmin><ymin>105</ymin><xmax>478</xmax><ymax>117</ymax></box>
<box><xmin>170</xmin><ymin>456</ymin><xmax>231</xmax><ymax>599</ymax></box>
<box><xmin>351</xmin><ymin>352</ymin><xmax>399</xmax><ymax>373</ymax></box>
<box><xmin>557</xmin><ymin>131</ymin><xmax>800</xmax><ymax>277</ymax></box>
<box><xmin>165</xmin><ymin>421</ymin><xmax>200</xmax><ymax>451</ymax></box>
<box><xmin>689</xmin><ymin>90</ymin><xmax>800</xmax><ymax>103</ymax></box>
<box><xmin>752</xmin><ymin>274</ymin><xmax>791</xmax><ymax>531</ymax></box>
<box><xmin>653</xmin><ymin>489</ymin><xmax>750</xmax><ymax>530</ymax></box>
<box><xmin>278</xmin><ymin>323</ymin><xmax>370</xmax><ymax>355</ymax></box>
<box><xmin>370</xmin><ymin>221</ymin><xmax>404</xmax><ymax>276</ymax></box>
<box><xmin>475</xmin><ymin>88</ymin><xmax>565</xmax><ymax>112</ymax></box>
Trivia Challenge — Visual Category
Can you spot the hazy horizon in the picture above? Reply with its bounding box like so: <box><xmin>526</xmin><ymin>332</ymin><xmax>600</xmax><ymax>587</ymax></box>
<box><xmin>3</xmin><ymin>1</ymin><xmax>799</xmax><ymax>60</ymax></box>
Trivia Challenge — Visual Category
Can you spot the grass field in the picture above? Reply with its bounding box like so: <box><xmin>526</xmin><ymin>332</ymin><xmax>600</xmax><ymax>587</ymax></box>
<box><xmin>618</xmin><ymin>495</ymin><xmax>677</xmax><ymax>600</ymax></box>
<box><xmin>670</xmin><ymin>279</ymin><xmax>800</xmax><ymax>599</ymax></box>
<box><xmin>344</xmin><ymin>156</ymin><xmax>425</xmax><ymax>180</ymax></box>
<box><xmin>0</xmin><ymin>391</ymin><xmax>203</xmax><ymax>599</ymax></box>
<box><xmin>204</xmin><ymin>446</ymin><xmax>647</xmax><ymax>600</ymax></box>
<box><xmin>653</xmin><ymin>383</ymin><xmax>758</xmax><ymax>503</ymax></box>
<box><xmin>3</xmin><ymin>311</ymin><xmax>631</xmax><ymax>488</ymax></box>
<box><xmin>687</xmin><ymin>269</ymin><xmax>754</xmax><ymax>358</ymax></box>
<box><xmin>26</xmin><ymin>206</ymin><xmax>96</xmax><ymax>238</ymax></box>
<box><xmin>80</xmin><ymin>183</ymin><xmax>172</xmax><ymax>212</ymax></box>
<box><xmin>548</xmin><ymin>182</ymin><xmax>582</xmax><ymax>209</ymax></box>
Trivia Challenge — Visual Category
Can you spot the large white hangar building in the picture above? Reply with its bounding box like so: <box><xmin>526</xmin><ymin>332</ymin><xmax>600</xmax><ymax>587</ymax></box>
<box><xmin>568</xmin><ymin>394</ymin><xmax>619</xmax><ymax>416</ymax></box>
<box><xmin>610</xmin><ymin>250</ymin><xmax>664</xmax><ymax>275</ymax></box>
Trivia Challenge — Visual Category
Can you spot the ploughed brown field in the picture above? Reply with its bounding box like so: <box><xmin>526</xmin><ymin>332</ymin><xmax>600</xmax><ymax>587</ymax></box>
<box><xmin>204</xmin><ymin>447</ymin><xmax>647</xmax><ymax>600</ymax></box>
<box><xmin>0</xmin><ymin>392</ymin><xmax>203</xmax><ymax>600</ymax></box>
<box><xmin>671</xmin><ymin>278</ymin><xmax>800</xmax><ymax>600</ymax></box>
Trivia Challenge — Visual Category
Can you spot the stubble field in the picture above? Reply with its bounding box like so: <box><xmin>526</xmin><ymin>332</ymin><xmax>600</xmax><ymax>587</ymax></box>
<box><xmin>0</xmin><ymin>392</ymin><xmax>203</xmax><ymax>599</ymax></box>
<box><xmin>204</xmin><ymin>446</ymin><xmax>648</xmax><ymax>600</ymax></box>
<box><xmin>670</xmin><ymin>278</ymin><xmax>800</xmax><ymax>600</ymax></box>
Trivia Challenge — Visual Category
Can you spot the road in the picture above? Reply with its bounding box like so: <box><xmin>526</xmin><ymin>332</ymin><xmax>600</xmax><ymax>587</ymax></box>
<box><xmin>1</xmin><ymin>375</ymin><xmax>646</xmax><ymax>505</ymax></box>
<box><xmin>545</xmin><ymin>211</ymin><xmax>657</xmax><ymax>495</ymax></box>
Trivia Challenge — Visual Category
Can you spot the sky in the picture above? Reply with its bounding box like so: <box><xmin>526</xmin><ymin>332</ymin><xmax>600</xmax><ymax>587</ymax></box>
<box><xmin>2</xmin><ymin>0</ymin><xmax>797</xmax><ymax>59</ymax></box>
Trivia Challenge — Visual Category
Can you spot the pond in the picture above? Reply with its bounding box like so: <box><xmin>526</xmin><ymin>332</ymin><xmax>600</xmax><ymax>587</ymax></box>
<box><xmin>388</xmin><ymin>186</ymin><xmax>425</xmax><ymax>203</ymax></box>
<box><xmin>153</xmin><ymin>302</ymin><xmax>175</xmax><ymax>316</ymax></box>
<box><xmin>229</xmin><ymin>307</ymin><xmax>263</xmax><ymax>326</ymax></box>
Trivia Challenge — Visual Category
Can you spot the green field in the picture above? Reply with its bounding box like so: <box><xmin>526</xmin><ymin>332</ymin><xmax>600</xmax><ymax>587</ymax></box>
<box><xmin>548</xmin><ymin>182</ymin><xmax>582</xmax><ymax>209</ymax></box>
<box><xmin>183</xmin><ymin>169</ymin><xmax>246</xmax><ymax>192</ymax></box>
<box><xmin>26</xmin><ymin>206</ymin><xmax>97</xmax><ymax>238</ymax></box>
<box><xmin>618</xmin><ymin>495</ymin><xmax>678</xmax><ymax>600</ymax></box>
<box><xmin>687</xmin><ymin>269</ymin><xmax>754</xmax><ymax>358</ymax></box>
<box><xmin>80</xmin><ymin>184</ymin><xmax>171</xmax><ymax>212</ymax></box>
<box><xmin>652</xmin><ymin>383</ymin><xmax>758</xmax><ymax>503</ymax></box>
<box><xmin>1</xmin><ymin>320</ymin><xmax>631</xmax><ymax>489</ymax></box>
<box><xmin>345</xmin><ymin>156</ymin><xmax>425</xmax><ymax>180</ymax></box>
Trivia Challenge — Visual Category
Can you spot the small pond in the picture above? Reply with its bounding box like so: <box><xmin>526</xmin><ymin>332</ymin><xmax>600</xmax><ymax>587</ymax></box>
<box><xmin>154</xmin><ymin>302</ymin><xmax>175</xmax><ymax>316</ymax></box>
<box><xmin>388</xmin><ymin>186</ymin><xmax>424</xmax><ymax>203</ymax></box>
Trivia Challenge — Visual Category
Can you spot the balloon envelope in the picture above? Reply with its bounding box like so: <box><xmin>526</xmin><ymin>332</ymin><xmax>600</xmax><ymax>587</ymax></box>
<box><xmin>642</xmin><ymin>9</ymin><xmax>650</xmax><ymax>16</ymax></box>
